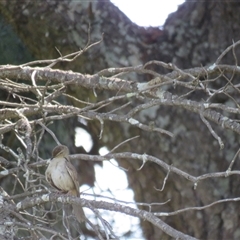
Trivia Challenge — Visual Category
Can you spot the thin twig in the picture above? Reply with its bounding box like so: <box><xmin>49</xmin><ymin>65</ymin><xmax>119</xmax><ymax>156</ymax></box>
<box><xmin>226</xmin><ymin>147</ymin><xmax>240</xmax><ymax>174</ymax></box>
<box><xmin>156</xmin><ymin>197</ymin><xmax>240</xmax><ymax>217</ymax></box>
<box><xmin>108</xmin><ymin>135</ymin><xmax>139</xmax><ymax>154</ymax></box>
<box><xmin>199</xmin><ymin>107</ymin><xmax>224</xmax><ymax>149</ymax></box>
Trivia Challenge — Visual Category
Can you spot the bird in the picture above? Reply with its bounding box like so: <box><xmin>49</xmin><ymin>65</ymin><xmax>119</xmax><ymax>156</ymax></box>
<box><xmin>45</xmin><ymin>145</ymin><xmax>85</xmax><ymax>223</ymax></box>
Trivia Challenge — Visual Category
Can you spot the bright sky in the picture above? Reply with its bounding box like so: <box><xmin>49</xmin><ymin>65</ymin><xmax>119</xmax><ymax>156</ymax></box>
<box><xmin>111</xmin><ymin>0</ymin><xmax>185</xmax><ymax>26</ymax></box>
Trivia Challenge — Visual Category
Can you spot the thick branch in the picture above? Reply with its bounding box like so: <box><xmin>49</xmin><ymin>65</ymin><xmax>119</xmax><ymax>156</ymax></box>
<box><xmin>15</xmin><ymin>193</ymin><xmax>197</xmax><ymax>240</ymax></box>
<box><xmin>0</xmin><ymin>65</ymin><xmax>138</xmax><ymax>92</ymax></box>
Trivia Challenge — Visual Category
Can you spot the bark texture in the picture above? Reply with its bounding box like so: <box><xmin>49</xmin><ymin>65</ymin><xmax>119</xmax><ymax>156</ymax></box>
<box><xmin>1</xmin><ymin>0</ymin><xmax>240</xmax><ymax>239</ymax></box>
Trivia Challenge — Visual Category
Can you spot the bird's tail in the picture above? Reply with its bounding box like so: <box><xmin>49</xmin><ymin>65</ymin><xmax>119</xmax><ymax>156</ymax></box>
<box><xmin>73</xmin><ymin>203</ymin><xmax>85</xmax><ymax>223</ymax></box>
<box><xmin>68</xmin><ymin>189</ymin><xmax>85</xmax><ymax>223</ymax></box>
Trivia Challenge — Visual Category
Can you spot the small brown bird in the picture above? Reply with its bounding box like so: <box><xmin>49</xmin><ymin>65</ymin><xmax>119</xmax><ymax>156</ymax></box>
<box><xmin>45</xmin><ymin>145</ymin><xmax>85</xmax><ymax>223</ymax></box>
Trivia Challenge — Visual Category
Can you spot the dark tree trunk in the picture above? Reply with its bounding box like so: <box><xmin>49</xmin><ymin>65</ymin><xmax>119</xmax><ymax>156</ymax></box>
<box><xmin>1</xmin><ymin>0</ymin><xmax>240</xmax><ymax>239</ymax></box>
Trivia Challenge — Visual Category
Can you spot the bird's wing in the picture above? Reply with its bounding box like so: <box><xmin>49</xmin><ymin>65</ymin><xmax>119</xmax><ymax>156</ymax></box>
<box><xmin>65</xmin><ymin>158</ymin><xmax>80</xmax><ymax>195</ymax></box>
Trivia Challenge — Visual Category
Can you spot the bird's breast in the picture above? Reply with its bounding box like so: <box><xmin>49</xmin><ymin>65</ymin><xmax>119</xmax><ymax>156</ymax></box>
<box><xmin>50</xmin><ymin>159</ymin><xmax>75</xmax><ymax>191</ymax></box>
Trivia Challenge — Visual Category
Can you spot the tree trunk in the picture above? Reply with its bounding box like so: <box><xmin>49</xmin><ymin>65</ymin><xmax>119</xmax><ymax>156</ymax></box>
<box><xmin>1</xmin><ymin>0</ymin><xmax>240</xmax><ymax>239</ymax></box>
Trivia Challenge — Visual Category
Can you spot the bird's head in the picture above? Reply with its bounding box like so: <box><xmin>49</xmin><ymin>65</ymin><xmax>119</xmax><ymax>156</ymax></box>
<box><xmin>52</xmin><ymin>145</ymin><xmax>69</xmax><ymax>158</ymax></box>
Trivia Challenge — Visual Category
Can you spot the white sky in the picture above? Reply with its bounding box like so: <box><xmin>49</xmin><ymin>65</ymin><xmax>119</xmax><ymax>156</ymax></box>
<box><xmin>111</xmin><ymin>0</ymin><xmax>185</xmax><ymax>27</ymax></box>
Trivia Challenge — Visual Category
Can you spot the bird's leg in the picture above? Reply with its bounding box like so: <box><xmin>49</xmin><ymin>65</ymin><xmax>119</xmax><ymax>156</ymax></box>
<box><xmin>52</xmin><ymin>190</ymin><xmax>68</xmax><ymax>195</ymax></box>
